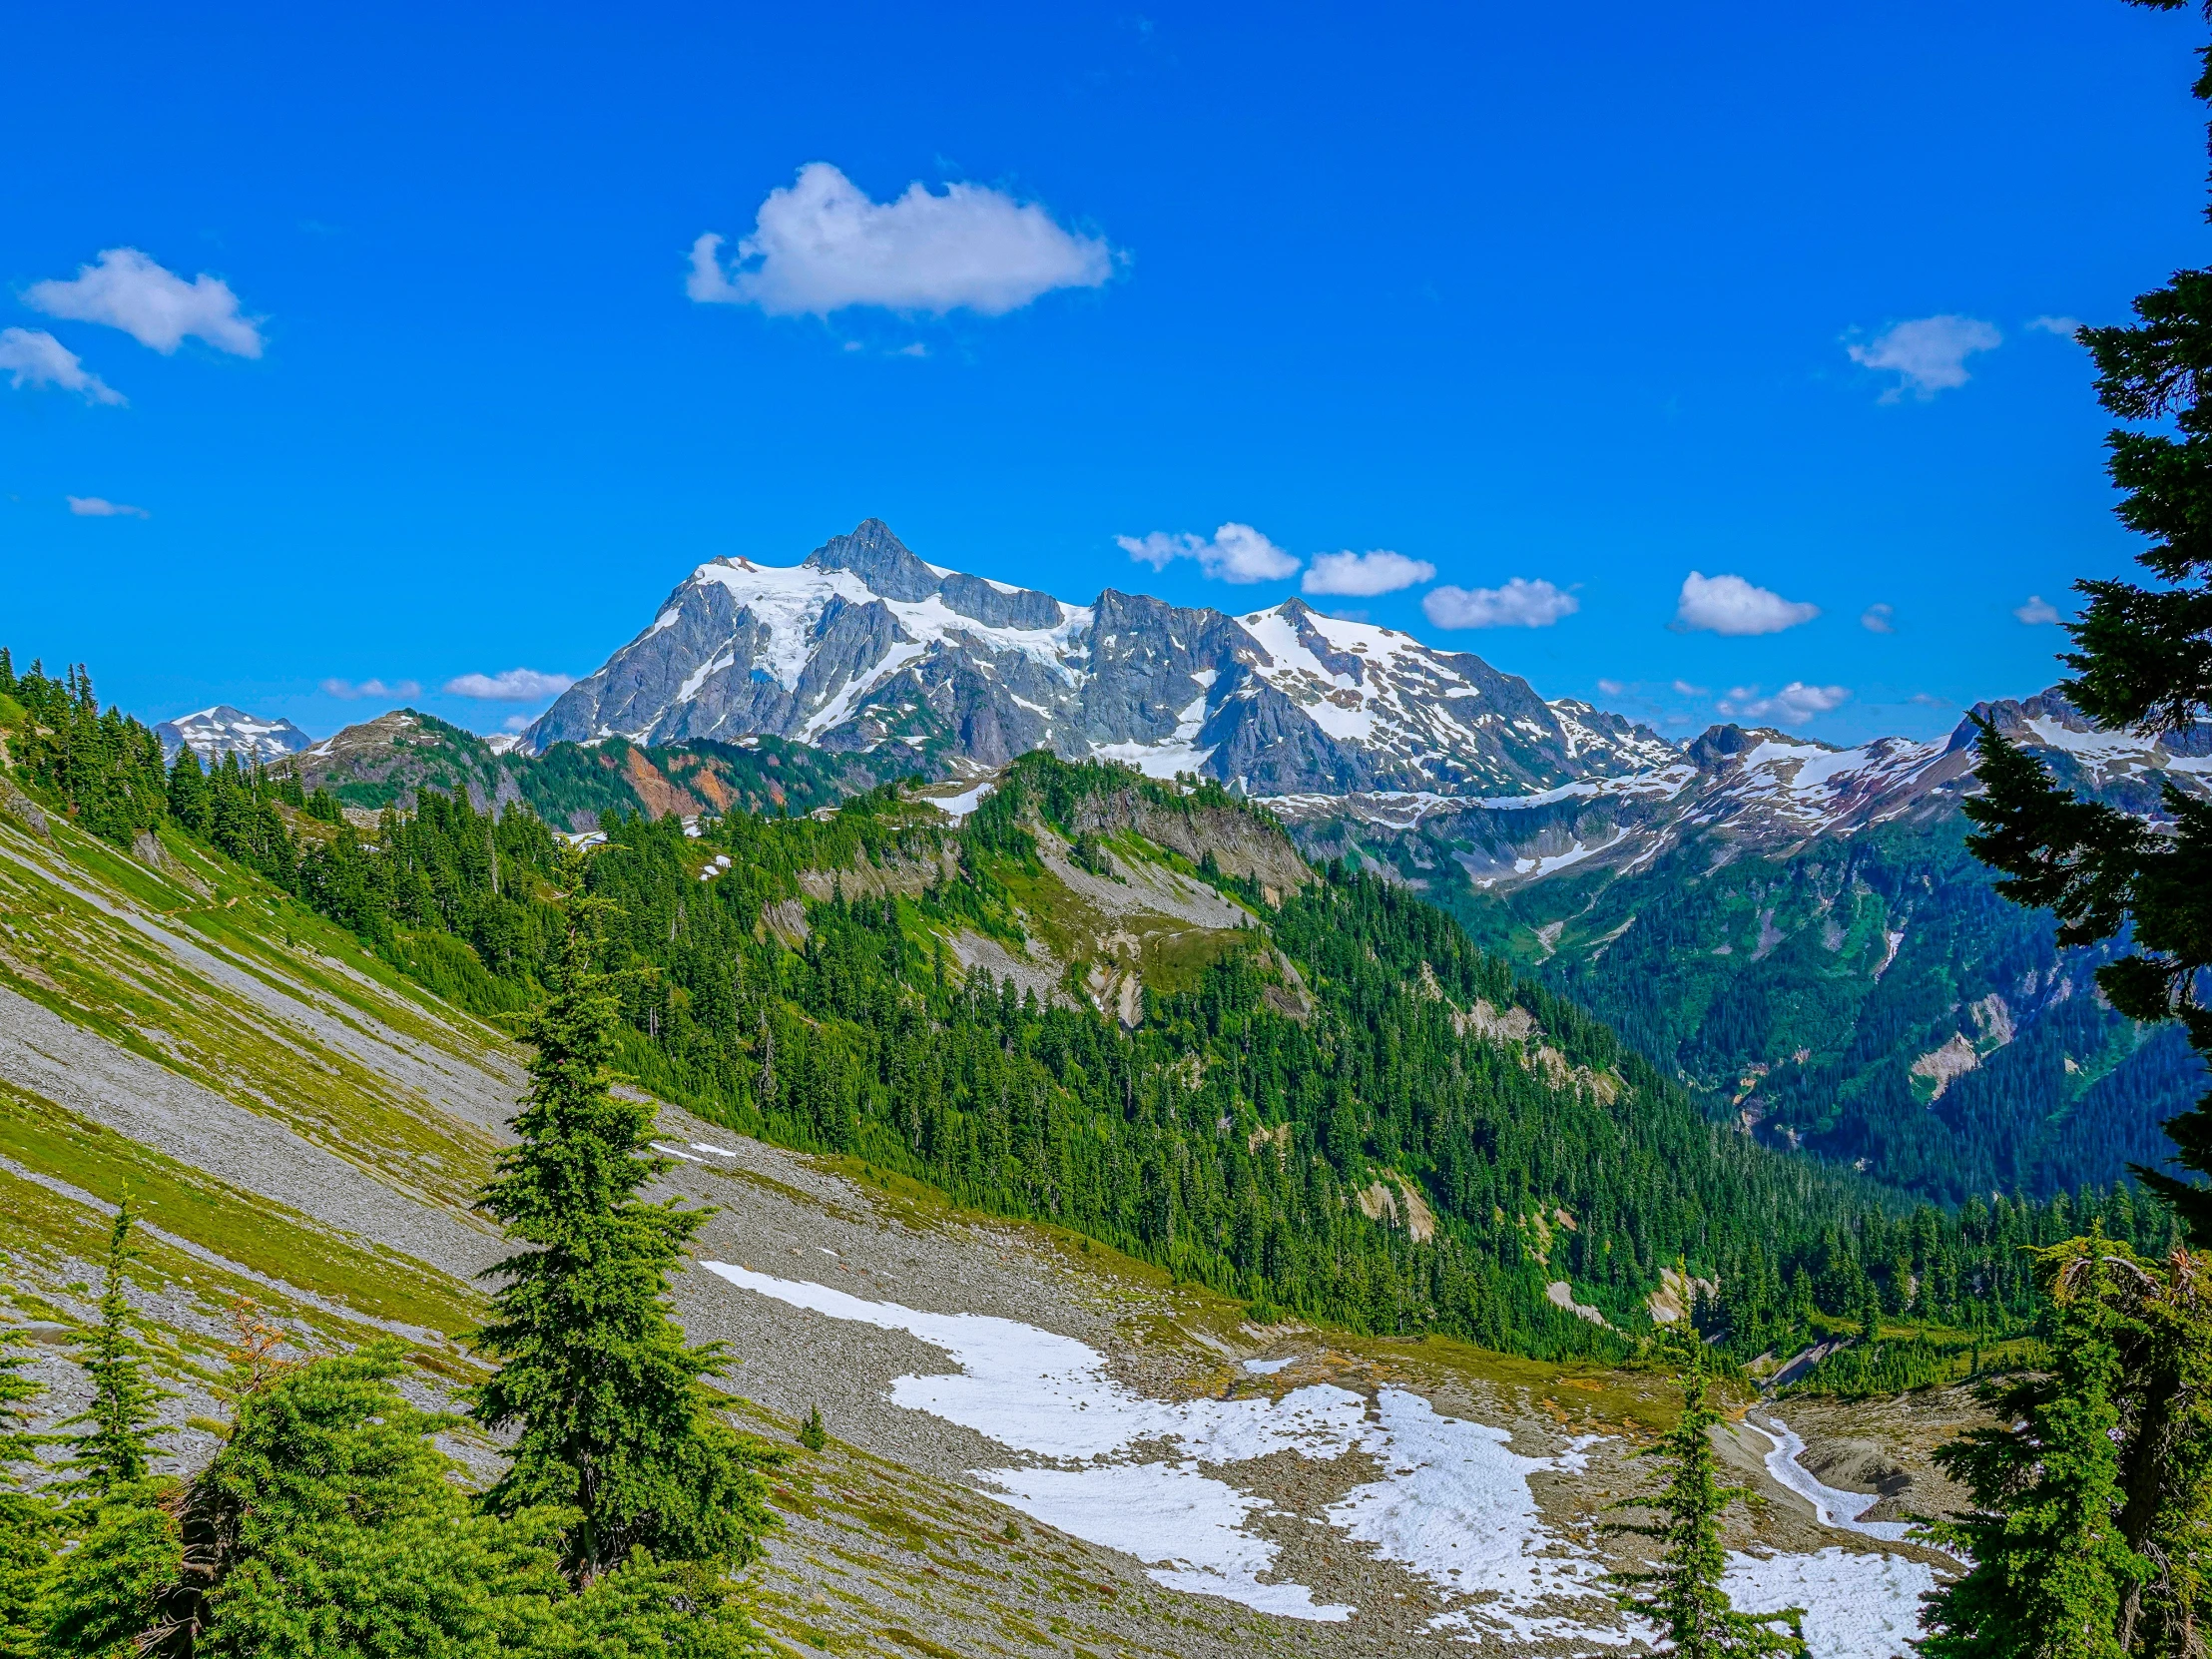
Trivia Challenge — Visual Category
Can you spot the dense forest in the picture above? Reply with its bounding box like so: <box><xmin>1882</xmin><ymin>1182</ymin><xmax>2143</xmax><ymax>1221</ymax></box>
<box><xmin>0</xmin><ymin>649</ymin><xmax>2174</xmax><ymax>1380</ymax></box>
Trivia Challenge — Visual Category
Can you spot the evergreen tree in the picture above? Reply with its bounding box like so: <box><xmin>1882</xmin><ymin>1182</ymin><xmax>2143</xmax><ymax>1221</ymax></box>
<box><xmin>166</xmin><ymin>748</ymin><xmax>211</xmax><ymax>837</ymax></box>
<box><xmin>1606</xmin><ymin>1341</ymin><xmax>1806</xmax><ymax>1658</ymax></box>
<box><xmin>0</xmin><ymin>1314</ymin><xmax>57</xmax><ymax>1659</ymax></box>
<box><xmin>43</xmin><ymin>1340</ymin><xmax>767</xmax><ymax>1659</ymax></box>
<box><xmin>1961</xmin><ymin>0</ymin><xmax>2212</xmax><ymax>1239</ymax></box>
<box><xmin>1920</xmin><ymin>1240</ymin><xmax>2151</xmax><ymax>1659</ymax></box>
<box><xmin>470</xmin><ymin>852</ymin><xmax>773</xmax><ymax>1584</ymax></box>
<box><xmin>55</xmin><ymin>1203</ymin><xmax>172</xmax><ymax>1502</ymax></box>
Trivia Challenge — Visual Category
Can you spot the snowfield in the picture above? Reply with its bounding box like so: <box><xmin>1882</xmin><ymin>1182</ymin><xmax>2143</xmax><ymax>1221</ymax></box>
<box><xmin>700</xmin><ymin>1265</ymin><xmax>1938</xmax><ymax>1651</ymax></box>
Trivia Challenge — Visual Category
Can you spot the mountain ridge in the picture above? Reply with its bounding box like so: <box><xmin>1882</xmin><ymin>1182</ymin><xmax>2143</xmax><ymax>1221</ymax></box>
<box><xmin>522</xmin><ymin>518</ymin><xmax>1676</xmax><ymax>796</ymax></box>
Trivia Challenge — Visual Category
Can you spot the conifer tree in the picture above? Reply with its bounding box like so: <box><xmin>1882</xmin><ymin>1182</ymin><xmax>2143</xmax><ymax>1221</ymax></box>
<box><xmin>1606</xmin><ymin>1341</ymin><xmax>1806</xmax><ymax>1658</ymax></box>
<box><xmin>0</xmin><ymin>1314</ymin><xmax>58</xmax><ymax>1659</ymax></box>
<box><xmin>1920</xmin><ymin>1240</ymin><xmax>2153</xmax><ymax>1658</ymax></box>
<box><xmin>55</xmin><ymin>1203</ymin><xmax>172</xmax><ymax>1502</ymax></box>
<box><xmin>471</xmin><ymin>850</ymin><xmax>773</xmax><ymax>1584</ymax></box>
<box><xmin>1962</xmin><ymin>0</ymin><xmax>2212</xmax><ymax>1238</ymax></box>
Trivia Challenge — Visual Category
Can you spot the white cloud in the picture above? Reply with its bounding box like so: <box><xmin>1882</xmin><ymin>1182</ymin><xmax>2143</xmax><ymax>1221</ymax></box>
<box><xmin>1861</xmin><ymin>602</ymin><xmax>1895</xmax><ymax>634</ymax></box>
<box><xmin>2027</xmin><ymin>314</ymin><xmax>2082</xmax><ymax>337</ymax></box>
<box><xmin>320</xmin><ymin>677</ymin><xmax>420</xmax><ymax>701</ymax></box>
<box><xmin>1846</xmin><ymin>314</ymin><xmax>2000</xmax><ymax>401</ymax></box>
<box><xmin>2015</xmin><ymin>594</ymin><xmax>2062</xmax><ymax>625</ymax></box>
<box><xmin>1117</xmin><ymin>522</ymin><xmax>1299</xmax><ymax>584</ymax></box>
<box><xmin>1671</xmin><ymin>679</ymin><xmax>1709</xmax><ymax>697</ymax></box>
<box><xmin>1718</xmin><ymin>682</ymin><xmax>1851</xmax><ymax>724</ymax></box>
<box><xmin>1674</xmin><ymin>571</ymin><xmax>1820</xmax><ymax>636</ymax></box>
<box><xmin>1301</xmin><ymin>549</ymin><xmax>1435</xmax><ymax>597</ymax></box>
<box><xmin>0</xmin><ymin>327</ymin><xmax>123</xmax><ymax>404</ymax></box>
<box><xmin>1596</xmin><ymin>678</ymin><xmax>1628</xmax><ymax>697</ymax></box>
<box><xmin>689</xmin><ymin>163</ymin><xmax>1114</xmax><ymax>318</ymax></box>
<box><xmin>442</xmin><ymin>668</ymin><xmax>575</xmax><ymax>701</ymax></box>
<box><xmin>26</xmin><ymin>248</ymin><xmax>264</xmax><ymax>357</ymax></box>
<box><xmin>501</xmin><ymin>714</ymin><xmax>532</xmax><ymax>733</ymax></box>
<box><xmin>892</xmin><ymin>341</ymin><xmax>929</xmax><ymax>357</ymax></box>
<box><xmin>67</xmin><ymin>496</ymin><xmax>148</xmax><ymax>518</ymax></box>
<box><xmin>1422</xmin><ymin>577</ymin><xmax>1579</xmax><ymax>630</ymax></box>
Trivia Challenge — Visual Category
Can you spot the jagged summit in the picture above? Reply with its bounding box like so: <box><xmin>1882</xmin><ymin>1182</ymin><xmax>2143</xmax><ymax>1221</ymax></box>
<box><xmin>155</xmin><ymin>704</ymin><xmax>312</xmax><ymax>766</ymax></box>
<box><xmin>523</xmin><ymin>518</ymin><xmax>1674</xmax><ymax>797</ymax></box>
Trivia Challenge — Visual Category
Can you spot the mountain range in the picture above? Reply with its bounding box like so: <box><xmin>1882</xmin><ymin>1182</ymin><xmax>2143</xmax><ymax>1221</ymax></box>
<box><xmin>218</xmin><ymin>519</ymin><xmax>2208</xmax><ymax>1208</ymax></box>
<box><xmin>522</xmin><ymin>518</ymin><xmax>1676</xmax><ymax>795</ymax></box>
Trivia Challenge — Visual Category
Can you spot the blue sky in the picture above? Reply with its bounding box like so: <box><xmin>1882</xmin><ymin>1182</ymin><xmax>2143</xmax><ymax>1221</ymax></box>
<box><xmin>3</xmin><ymin>0</ymin><xmax>2201</xmax><ymax>747</ymax></box>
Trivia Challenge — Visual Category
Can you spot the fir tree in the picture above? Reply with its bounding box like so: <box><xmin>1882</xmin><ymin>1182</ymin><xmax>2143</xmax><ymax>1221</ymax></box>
<box><xmin>0</xmin><ymin>1313</ymin><xmax>57</xmax><ymax>1659</ymax></box>
<box><xmin>45</xmin><ymin>1340</ymin><xmax>767</xmax><ymax>1659</ymax></box>
<box><xmin>166</xmin><ymin>748</ymin><xmax>211</xmax><ymax>837</ymax></box>
<box><xmin>1605</xmin><ymin>1341</ymin><xmax>1806</xmax><ymax>1658</ymax></box>
<box><xmin>1920</xmin><ymin>1240</ymin><xmax>2151</xmax><ymax>1659</ymax></box>
<box><xmin>1961</xmin><ymin>0</ymin><xmax>2212</xmax><ymax>1238</ymax></box>
<box><xmin>55</xmin><ymin>1202</ymin><xmax>172</xmax><ymax>1502</ymax></box>
<box><xmin>470</xmin><ymin>851</ymin><xmax>774</xmax><ymax>1584</ymax></box>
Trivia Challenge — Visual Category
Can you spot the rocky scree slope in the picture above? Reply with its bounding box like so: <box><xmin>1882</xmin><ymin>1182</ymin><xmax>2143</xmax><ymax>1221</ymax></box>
<box><xmin>522</xmin><ymin>518</ymin><xmax>1673</xmax><ymax>796</ymax></box>
<box><xmin>1276</xmin><ymin>691</ymin><xmax>2212</xmax><ymax>1204</ymax></box>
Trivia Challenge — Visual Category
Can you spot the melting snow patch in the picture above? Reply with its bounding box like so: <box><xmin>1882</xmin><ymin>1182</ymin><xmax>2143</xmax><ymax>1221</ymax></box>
<box><xmin>1243</xmin><ymin>1357</ymin><xmax>1296</xmax><ymax>1375</ymax></box>
<box><xmin>930</xmin><ymin>782</ymin><xmax>996</xmax><ymax>822</ymax></box>
<box><xmin>1751</xmin><ymin>1420</ymin><xmax>1916</xmax><ymax>1543</ymax></box>
<box><xmin>649</xmin><ymin>1142</ymin><xmax>705</xmax><ymax>1162</ymax></box>
<box><xmin>690</xmin><ymin>1143</ymin><xmax>738</xmax><ymax>1157</ymax></box>
<box><xmin>1721</xmin><ymin>1547</ymin><xmax>1936</xmax><ymax>1659</ymax></box>
<box><xmin>1330</xmin><ymin>1390</ymin><xmax>1614</xmax><ymax>1644</ymax></box>
<box><xmin>697</xmin><ymin>1265</ymin><xmax>1612</xmax><ymax>1634</ymax></box>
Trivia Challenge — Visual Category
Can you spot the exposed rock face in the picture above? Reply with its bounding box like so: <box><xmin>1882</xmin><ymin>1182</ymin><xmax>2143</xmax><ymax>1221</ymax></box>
<box><xmin>525</xmin><ymin>519</ymin><xmax>1675</xmax><ymax>796</ymax></box>
<box><xmin>156</xmin><ymin>705</ymin><xmax>312</xmax><ymax>766</ymax></box>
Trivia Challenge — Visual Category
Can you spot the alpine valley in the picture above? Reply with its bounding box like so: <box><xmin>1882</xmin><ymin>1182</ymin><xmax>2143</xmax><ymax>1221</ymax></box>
<box><xmin>273</xmin><ymin>519</ymin><xmax>2211</xmax><ymax>1210</ymax></box>
<box><xmin>4</xmin><ymin>516</ymin><xmax>2194</xmax><ymax>1659</ymax></box>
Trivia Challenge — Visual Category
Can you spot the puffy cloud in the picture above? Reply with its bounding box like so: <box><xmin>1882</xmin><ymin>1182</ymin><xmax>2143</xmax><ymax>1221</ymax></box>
<box><xmin>1596</xmin><ymin>678</ymin><xmax>1628</xmax><ymax>697</ymax></box>
<box><xmin>2015</xmin><ymin>594</ymin><xmax>2062</xmax><ymax>625</ymax></box>
<box><xmin>1846</xmin><ymin>314</ymin><xmax>2000</xmax><ymax>401</ymax></box>
<box><xmin>0</xmin><ymin>327</ymin><xmax>123</xmax><ymax>404</ymax></box>
<box><xmin>1861</xmin><ymin>602</ymin><xmax>1895</xmax><ymax>634</ymax></box>
<box><xmin>320</xmin><ymin>677</ymin><xmax>420</xmax><ymax>701</ymax></box>
<box><xmin>1674</xmin><ymin>571</ymin><xmax>1819</xmax><ymax>636</ymax></box>
<box><xmin>67</xmin><ymin>496</ymin><xmax>148</xmax><ymax>518</ymax></box>
<box><xmin>1301</xmin><ymin>548</ymin><xmax>1435</xmax><ymax>597</ymax></box>
<box><xmin>1117</xmin><ymin>522</ymin><xmax>1299</xmax><ymax>584</ymax></box>
<box><xmin>2027</xmin><ymin>314</ymin><xmax>2082</xmax><ymax>337</ymax></box>
<box><xmin>689</xmin><ymin>163</ymin><xmax>1114</xmax><ymax>318</ymax></box>
<box><xmin>1671</xmin><ymin>679</ymin><xmax>1709</xmax><ymax>697</ymax></box>
<box><xmin>1719</xmin><ymin>682</ymin><xmax>1851</xmax><ymax>724</ymax></box>
<box><xmin>442</xmin><ymin>668</ymin><xmax>575</xmax><ymax>701</ymax></box>
<box><xmin>26</xmin><ymin>248</ymin><xmax>263</xmax><ymax>356</ymax></box>
<box><xmin>501</xmin><ymin>714</ymin><xmax>532</xmax><ymax>733</ymax></box>
<box><xmin>1422</xmin><ymin>577</ymin><xmax>1579</xmax><ymax>630</ymax></box>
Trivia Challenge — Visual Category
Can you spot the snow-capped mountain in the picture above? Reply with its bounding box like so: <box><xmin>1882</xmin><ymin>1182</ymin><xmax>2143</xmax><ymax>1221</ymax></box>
<box><xmin>155</xmin><ymin>705</ymin><xmax>313</xmax><ymax>767</ymax></box>
<box><xmin>1271</xmin><ymin>686</ymin><xmax>2211</xmax><ymax>894</ymax></box>
<box><xmin>524</xmin><ymin>519</ymin><xmax>1674</xmax><ymax>796</ymax></box>
<box><xmin>1278</xmin><ymin>689</ymin><xmax>2212</xmax><ymax>1207</ymax></box>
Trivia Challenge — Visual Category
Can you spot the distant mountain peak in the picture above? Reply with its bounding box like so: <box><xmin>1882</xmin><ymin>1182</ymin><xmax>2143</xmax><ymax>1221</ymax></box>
<box><xmin>524</xmin><ymin>519</ymin><xmax>1673</xmax><ymax>798</ymax></box>
<box><xmin>156</xmin><ymin>705</ymin><xmax>312</xmax><ymax>766</ymax></box>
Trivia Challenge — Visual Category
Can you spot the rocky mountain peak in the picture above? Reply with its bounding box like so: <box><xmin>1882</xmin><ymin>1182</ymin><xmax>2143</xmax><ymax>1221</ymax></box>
<box><xmin>156</xmin><ymin>705</ymin><xmax>312</xmax><ymax>766</ymax></box>
<box><xmin>523</xmin><ymin>520</ymin><xmax>1676</xmax><ymax>797</ymax></box>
